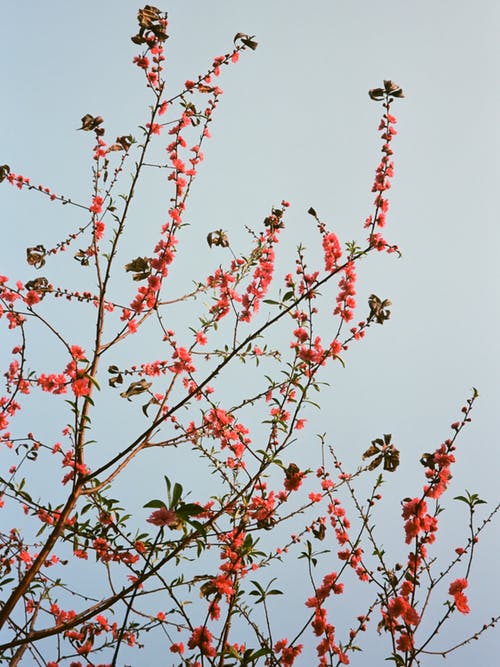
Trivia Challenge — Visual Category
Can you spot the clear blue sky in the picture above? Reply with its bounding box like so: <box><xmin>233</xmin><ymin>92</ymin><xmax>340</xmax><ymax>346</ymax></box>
<box><xmin>1</xmin><ymin>1</ymin><xmax>498</xmax><ymax>664</ymax></box>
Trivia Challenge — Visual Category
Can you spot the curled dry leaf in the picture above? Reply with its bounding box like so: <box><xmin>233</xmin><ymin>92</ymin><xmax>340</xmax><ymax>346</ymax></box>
<box><xmin>120</xmin><ymin>378</ymin><xmax>152</xmax><ymax>400</ymax></box>
<box><xmin>362</xmin><ymin>433</ymin><xmax>400</xmax><ymax>472</ymax></box>
<box><xmin>264</xmin><ymin>208</ymin><xmax>284</xmax><ymax>231</ymax></box>
<box><xmin>131</xmin><ymin>5</ymin><xmax>168</xmax><ymax>45</ymax></box>
<box><xmin>78</xmin><ymin>114</ymin><xmax>104</xmax><ymax>131</ymax></box>
<box><xmin>368</xmin><ymin>80</ymin><xmax>405</xmax><ymax>101</ymax></box>
<box><xmin>108</xmin><ymin>135</ymin><xmax>135</xmax><ymax>152</ymax></box>
<box><xmin>207</xmin><ymin>230</ymin><xmax>229</xmax><ymax>248</ymax></box>
<box><xmin>233</xmin><ymin>32</ymin><xmax>258</xmax><ymax>50</ymax></box>
<box><xmin>25</xmin><ymin>277</ymin><xmax>51</xmax><ymax>297</ymax></box>
<box><xmin>0</xmin><ymin>164</ymin><xmax>10</xmax><ymax>182</ymax></box>
<box><xmin>26</xmin><ymin>245</ymin><xmax>46</xmax><ymax>269</ymax></box>
<box><xmin>368</xmin><ymin>294</ymin><xmax>392</xmax><ymax>324</ymax></box>
<box><xmin>125</xmin><ymin>256</ymin><xmax>151</xmax><ymax>280</ymax></box>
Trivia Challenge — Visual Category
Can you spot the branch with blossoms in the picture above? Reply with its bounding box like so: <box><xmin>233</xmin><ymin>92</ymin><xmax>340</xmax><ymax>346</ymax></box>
<box><xmin>0</xmin><ymin>6</ymin><xmax>497</xmax><ymax>667</ymax></box>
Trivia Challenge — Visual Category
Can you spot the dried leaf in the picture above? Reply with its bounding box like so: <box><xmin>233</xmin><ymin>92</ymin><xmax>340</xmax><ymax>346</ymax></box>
<box><xmin>120</xmin><ymin>379</ymin><xmax>152</xmax><ymax>400</ymax></box>
<box><xmin>138</xmin><ymin>5</ymin><xmax>161</xmax><ymax>29</ymax></box>
<box><xmin>362</xmin><ymin>433</ymin><xmax>400</xmax><ymax>472</ymax></box>
<box><xmin>384</xmin><ymin>80</ymin><xmax>405</xmax><ymax>98</ymax></box>
<box><xmin>233</xmin><ymin>32</ymin><xmax>249</xmax><ymax>44</ymax></box>
<box><xmin>197</xmin><ymin>84</ymin><xmax>215</xmax><ymax>94</ymax></box>
<box><xmin>312</xmin><ymin>523</ymin><xmax>326</xmax><ymax>541</ymax></box>
<box><xmin>242</xmin><ymin>37</ymin><xmax>258</xmax><ymax>50</ymax></box>
<box><xmin>132</xmin><ymin>5</ymin><xmax>168</xmax><ymax>44</ymax></box>
<box><xmin>109</xmin><ymin>374</ymin><xmax>123</xmax><ymax>388</ymax></box>
<box><xmin>369</xmin><ymin>81</ymin><xmax>404</xmax><ymax>101</ymax></box>
<box><xmin>367</xmin><ymin>454</ymin><xmax>384</xmax><ymax>471</ymax></box>
<box><xmin>25</xmin><ymin>277</ymin><xmax>50</xmax><ymax>297</ymax></box>
<box><xmin>233</xmin><ymin>32</ymin><xmax>258</xmax><ymax>50</ymax></box>
<box><xmin>285</xmin><ymin>463</ymin><xmax>300</xmax><ymax>479</ymax></box>
<box><xmin>368</xmin><ymin>294</ymin><xmax>392</xmax><ymax>324</ymax></box>
<box><xmin>0</xmin><ymin>164</ymin><xmax>10</xmax><ymax>182</ymax></box>
<box><xmin>420</xmin><ymin>452</ymin><xmax>435</xmax><ymax>469</ymax></box>
<box><xmin>368</xmin><ymin>87</ymin><xmax>385</xmax><ymax>101</ymax></box>
<box><xmin>78</xmin><ymin>114</ymin><xmax>104</xmax><ymax>131</ymax></box>
<box><xmin>142</xmin><ymin>396</ymin><xmax>160</xmax><ymax>416</ymax></box>
<box><xmin>108</xmin><ymin>135</ymin><xmax>134</xmax><ymax>152</ymax></box>
<box><xmin>207</xmin><ymin>230</ymin><xmax>229</xmax><ymax>248</ymax></box>
<box><xmin>26</xmin><ymin>245</ymin><xmax>46</xmax><ymax>269</ymax></box>
<box><xmin>125</xmin><ymin>256</ymin><xmax>151</xmax><ymax>280</ymax></box>
<box><xmin>74</xmin><ymin>249</ymin><xmax>90</xmax><ymax>266</ymax></box>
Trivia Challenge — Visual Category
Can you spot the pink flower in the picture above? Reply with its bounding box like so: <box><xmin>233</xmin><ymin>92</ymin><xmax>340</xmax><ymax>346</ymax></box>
<box><xmin>188</xmin><ymin>626</ymin><xmax>216</xmax><ymax>657</ymax></box>
<box><xmin>71</xmin><ymin>377</ymin><xmax>91</xmax><ymax>397</ymax></box>
<box><xmin>133</xmin><ymin>55</ymin><xmax>150</xmax><ymax>69</ymax></box>
<box><xmin>449</xmin><ymin>578</ymin><xmax>470</xmax><ymax>614</ymax></box>
<box><xmin>89</xmin><ymin>196</ymin><xmax>104</xmax><ymax>214</ymax></box>
<box><xmin>170</xmin><ymin>642</ymin><xmax>184</xmax><ymax>654</ymax></box>
<box><xmin>25</xmin><ymin>290</ymin><xmax>41</xmax><ymax>306</ymax></box>
<box><xmin>196</xmin><ymin>331</ymin><xmax>207</xmax><ymax>345</ymax></box>
<box><xmin>147</xmin><ymin>507</ymin><xmax>178</xmax><ymax>527</ymax></box>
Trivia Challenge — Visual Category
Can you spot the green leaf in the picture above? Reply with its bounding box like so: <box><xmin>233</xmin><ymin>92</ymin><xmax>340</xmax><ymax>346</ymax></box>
<box><xmin>177</xmin><ymin>503</ymin><xmax>203</xmax><ymax>517</ymax></box>
<box><xmin>143</xmin><ymin>499</ymin><xmax>166</xmax><ymax>509</ymax></box>
<box><xmin>88</xmin><ymin>374</ymin><xmax>100</xmax><ymax>390</ymax></box>
<box><xmin>171</xmin><ymin>482</ymin><xmax>183</xmax><ymax>507</ymax></box>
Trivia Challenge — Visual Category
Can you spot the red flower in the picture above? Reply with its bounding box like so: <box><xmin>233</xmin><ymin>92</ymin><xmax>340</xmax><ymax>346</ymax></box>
<box><xmin>89</xmin><ymin>196</ymin><xmax>104</xmax><ymax>214</ymax></box>
<box><xmin>323</xmin><ymin>232</ymin><xmax>342</xmax><ymax>272</ymax></box>
<box><xmin>196</xmin><ymin>331</ymin><xmax>207</xmax><ymax>345</ymax></box>
<box><xmin>188</xmin><ymin>626</ymin><xmax>216</xmax><ymax>657</ymax></box>
<box><xmin>25</xmin><ymin>290</ymin><xmax>41</xmax><ymax>306</ymax></box>
<box><xmin>449</xmin><ymin>578</ymin><xmax>470</xmax><ymax>614</ymax></box>
<box><xmin>454</xmin><ymin>593</ymin><xmax>470</xmax><ymax>614</ymax></box>
<box><xmin>71</xmin><ymin>377</ymin><xmax>91</xmax><ymax>397</ymax></box>
<box><xmin>396</xmin><ymin>632</ymin><xmax>413</xmax><ymax>652</ymax></box>
<box><xmin>147</xmin><ymin>507</ymin><xmax>178</xmax><ymax>527</ymax></box>
<box><xmin>170</xmin><ymin>642</ymin><xmax>184</xmax><ymax>654</ymax></box>
<box><xmin>133</xmin><ymin>55</ymin><xmax>150</xmax><ymax>69</ymax></box>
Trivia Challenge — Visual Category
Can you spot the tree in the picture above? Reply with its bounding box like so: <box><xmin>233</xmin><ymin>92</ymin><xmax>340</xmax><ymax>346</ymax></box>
<box><xmin>0</xmin><ymin>5</ymin><xmax>497</xmax><ymax>666</ymax></box>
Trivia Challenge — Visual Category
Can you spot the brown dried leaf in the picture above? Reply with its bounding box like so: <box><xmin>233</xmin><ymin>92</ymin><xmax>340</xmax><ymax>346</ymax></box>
<box><xmin>368</xmin><ymin>87</ymin><xmax>385</xmax><ymax>101</ymax></box>
<box><xmin>26</xmin><ymin>245</ymin><xmax>46</xmax><ymax>269</ymax></box>
<box><xmin>242</xmin><ymin>37</ymin><xmax>258</xmax><ymax>50</ymax></box>
<box><xmin>120</xmin><ymin>379</ymin><xmax>152</xmax><ymax>400</ymax></box>
<box><xmin>362</xmin><ymin>433</ymin><xmax>400</xmax><ymax>472</ymax></box>
<box><xmin>25</xmin><ymin>277</ymin><xmax>51</xmax><ymax>298</ymax></box>
<box><xmin>233</xmin><ymin>32</ymin><xmax>258</xmax><ymax>50</ymax></box>
<box><xmin>78</xmin><ymin>114</ymin><xmax>104</xmax><ymax>131</ymax></box>
<box><xmin>138</xmin><ymin>5</ymin><xmax>161</xmax><ymax>29</ymax></box>
<box><xmin>368</xmin><ymin>294</ymin><xmax>392</xmax><ymax>324</ymax></box>
<box><xmin>0</xmin><ymin>164</ymin><xmax>10</xmax><ymax>182</ymax></box>
<box><xmin>198</xmin><ymin>84</ymin><xmax>215</xmax><ymax>94</ymax></box>
<box><xmin>384</xmin><ymin>80</ymin><xmax>405</xmax><ymax>98</ymax></box>
<box><xmin>109</xmin><ymin>374</ymin><xmax>123</xmax><ymax>388</ymax></box>
<box><xmin>125</xmin><ymin>256</ymin><xmax>151</xmax><ymax>280</ymax></box>
<box><xmin>207</xmin><ymin>230</ymin><xmax>229</xmax><ymax>248</ymax></box>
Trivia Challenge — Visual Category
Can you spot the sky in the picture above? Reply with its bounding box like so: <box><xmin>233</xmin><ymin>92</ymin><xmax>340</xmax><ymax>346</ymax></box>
<box><xmin>1</xmin><ymin>1</ymin><xmax>498</xmax><ymax>665</ymax></box>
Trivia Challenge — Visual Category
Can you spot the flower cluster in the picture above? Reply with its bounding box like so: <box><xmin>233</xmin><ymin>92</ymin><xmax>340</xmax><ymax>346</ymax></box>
<box><xmin>305</xmin><ymin>572</ymin><xmax>349</xmax><ymax>664</ymax></box>
<box><xmin>200</xmin><ymin>407</ymin><xmax>251</xmax><ymax>466</ymax></box>
<box><xmin>449</xmin><ymin>578</ymin><xmax>470</xmax><ymax>614</ymax></box>
<box><xmin>274</xmin><ymin>638</ymin><xmax>304</xmax><ymax>666</ymax></box>
<box><xmin>334</xmin><ymin>260</ymin><xmax>357</xmax><ymax>322</ymax></box>
<box><xmin>364</xmin><ymin>98</ymin><xmax>399</xmax><ymax>253</ymax></box>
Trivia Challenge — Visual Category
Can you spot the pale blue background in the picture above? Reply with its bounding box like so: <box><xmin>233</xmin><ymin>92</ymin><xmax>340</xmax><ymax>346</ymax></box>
<box><xmin>1</xmin><ymin>1</ymin><xmax>498</xmax><ymax>664</ymax></box>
